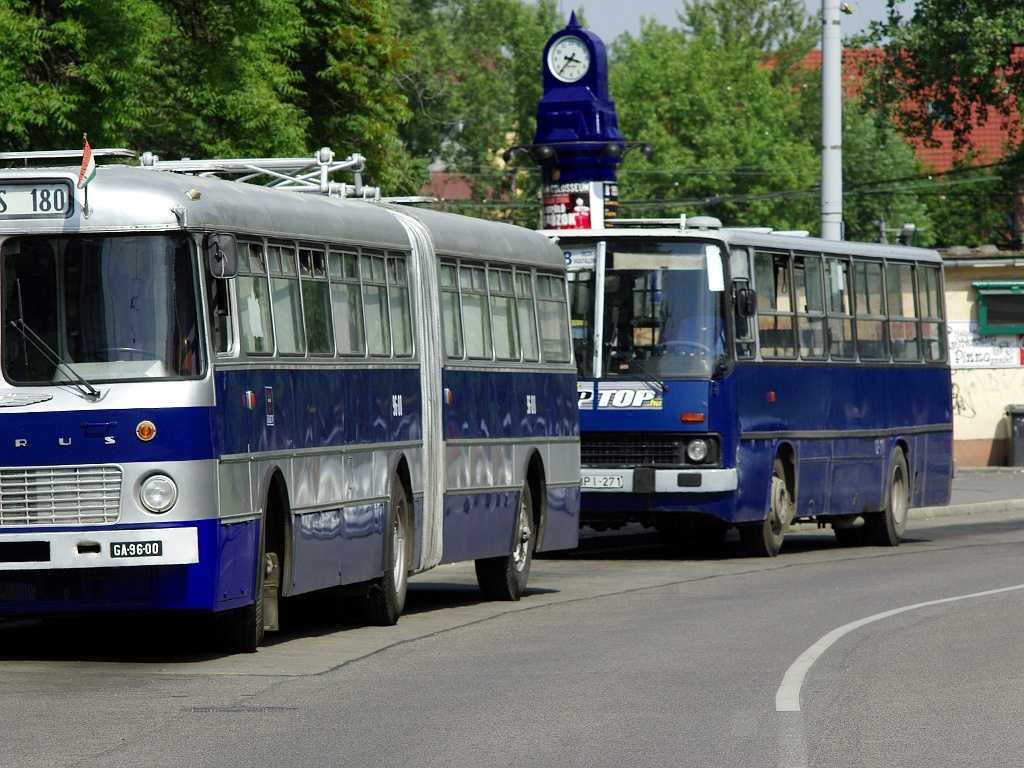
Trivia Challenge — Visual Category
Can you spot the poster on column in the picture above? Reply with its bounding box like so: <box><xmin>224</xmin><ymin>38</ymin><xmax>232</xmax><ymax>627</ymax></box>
<box><xmin>545</xmin><ymin>181</ymin><xmax>618</xmax><ymax>230</ymax></box>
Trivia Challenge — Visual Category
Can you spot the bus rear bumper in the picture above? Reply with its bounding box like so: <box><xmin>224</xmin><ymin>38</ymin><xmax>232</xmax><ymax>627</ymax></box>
<box><xmin>581</xmin><ymin>467</ymin><xmax>738</xmax><ymax>494</ymax></box>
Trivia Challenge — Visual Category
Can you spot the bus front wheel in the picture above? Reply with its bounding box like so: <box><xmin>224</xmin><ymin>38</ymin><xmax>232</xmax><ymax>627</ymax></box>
<box><xmin>476</xmin><ymin>482</ymin><xmax>535</xmax><ymax>601</ymax></box>
<box><xmin>865</xmin><ymin>450</ymin><xmax>909</xmax><ymax>547</ymax></box>
<box><xmin>219</xmin><ymin>539</ymin><xmax>278</xmax><ymax>654</ymax></box>
<box><xmin>740</xmin><ymin>457</ymin><xmax>792</xmax><ymax>558</ymax></box>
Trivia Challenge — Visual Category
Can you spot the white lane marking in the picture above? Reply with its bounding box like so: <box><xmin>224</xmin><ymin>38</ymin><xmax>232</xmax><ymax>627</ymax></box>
<box><xmin>775</xmin><ymin>582</ymin><xmax>1024</xmax><ymax>712</ymax></box>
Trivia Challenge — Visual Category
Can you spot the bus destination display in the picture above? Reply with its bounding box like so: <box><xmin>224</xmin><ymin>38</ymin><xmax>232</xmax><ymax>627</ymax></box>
<box><xmin>0</xmin><ymin>182</ymin><xmax>73</xmax><ymax>219</ymax></box>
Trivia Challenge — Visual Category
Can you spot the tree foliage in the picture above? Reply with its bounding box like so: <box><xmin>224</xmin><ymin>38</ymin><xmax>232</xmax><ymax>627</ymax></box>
<box><xmin>0</xmin><ymin>0</ymin><xmax>412</xmax><ymax>190</ymax></box>
<box><xmin>680</xmin><ymin>0</ymin><xmax>819</xmax><ymax>79</ymax></box>
<box><xmin>858</xmin><ymin>0</ymin><xmax>1024</xmax><ymax>153</ymax></box>
<box><xmin>854</xmin><ymin>1</ymin><xmax>1024</xmax><ymax>245</ymax></box>
<box><xmin>390</xmin><ymin>0</ymin><xmax>563</xmax><ymax>220</ymax></box>
<box><xmin>606</xmin><ymin>8</ymin><xmax>930</xmax><ymax>241</ymax></box>
<box><xmin>610</xmin><ymin>20</ymin><xmax>820</xmax><ymax>230</ymax></box>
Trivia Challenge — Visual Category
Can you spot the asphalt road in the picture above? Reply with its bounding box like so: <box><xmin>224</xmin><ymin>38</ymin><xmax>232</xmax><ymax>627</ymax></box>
<box><xmin>1</xmin><ymin>483</ymin><xmax>1023</xmax><ymax>767</ymax></box>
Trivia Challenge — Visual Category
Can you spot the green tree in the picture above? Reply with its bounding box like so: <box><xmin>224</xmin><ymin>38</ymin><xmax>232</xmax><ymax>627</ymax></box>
<box><xmin>0</xmin><ymin>0</ymin><xmax>168</xmax><ymax>150</ymax></box>
<box><xmin>858</xmin><ymin>0</ymin><xmax>1024</xmax><ymax>153</ymax></box>
<box><xmin>391</xmin><ymin>0</ymin><xmax>564</xmax><ymax>222</ymax></box>
<box><xmin>680</xmin><ymin>0</ymin><xmax>819</xmax><ymax>79</ymax></box>
<box><xmin>143</xmin><ymin>0</ymin><xmax>309</xmax><ymax>158</ymax></box>
<box><xmin>855</xmin><ymin>1</ymin><xmax>1024</xmax><ymax>246</ymax></box>
<box><xmin>0</xmin><ymin>0</ymin><xmax>413</xmax><ymax>192</ymax></box>
<box><xmin>922</xmin><ymin>159</ymin><xmax>1018</xmax><ymax>247</ymax></box>
<box><xmin>841</xmin><ymin>97</ymin><xmax>934</xmax><ymax>245</ymax></box>
<box><xmin>610</xmin><ymin>20</ymin><xmax>821</xmax><ymax>229</ymax></box>
<box><xmin>608</xmin><ymin>4</ymin><xmax>933</xmax><ymax>241</ymax></box>
<box><xmin>295</xmin><ymin>0</ymin><xmax>414</xmax><ymax>192</ymax></box>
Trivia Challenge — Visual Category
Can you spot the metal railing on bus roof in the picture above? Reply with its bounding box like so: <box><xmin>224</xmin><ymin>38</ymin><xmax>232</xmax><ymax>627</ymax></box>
<box><xmin>139</xmin><ymin>147</ymin><xmax>382</xmax><ymax>200</ymax></box>
<box><xmin>0</xmin><ymin>146</ymin><xmax>433</xmax><ymax>202</ymax></box>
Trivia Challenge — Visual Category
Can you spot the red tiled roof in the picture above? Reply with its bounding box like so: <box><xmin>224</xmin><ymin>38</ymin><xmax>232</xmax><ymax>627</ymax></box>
<box><xmin>804</xmin><ymin>48</ymin><xmax>1021</xmax><ymax>172</ymax></box>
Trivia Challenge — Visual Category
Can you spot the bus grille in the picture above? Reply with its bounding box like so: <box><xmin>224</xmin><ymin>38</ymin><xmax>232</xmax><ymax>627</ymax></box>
<box><xmin>582</xmin><ymin>433</ymin><xmax>684</xmax><ymax>467</ymax></box>
<box><xmin>581</xmin><ymin>432</ymin><xmax>720</xmax><ymax>468</ymax></box>
<box><xmin>0</xmin><ymin>466</ymin><xmax>122</xmax><ymax>526</ymax></box>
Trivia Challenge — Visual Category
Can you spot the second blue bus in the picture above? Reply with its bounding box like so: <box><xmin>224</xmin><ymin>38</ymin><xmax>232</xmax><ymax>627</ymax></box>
<box><xmin>560</xmin><ymin>216</ymin><xmax>952</xmax><ymax>556</ymax></box>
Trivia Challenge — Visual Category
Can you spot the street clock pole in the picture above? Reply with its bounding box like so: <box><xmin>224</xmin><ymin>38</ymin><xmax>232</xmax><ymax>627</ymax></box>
<box><xmin>505</xmin><ymin>12</ymin><xmax>651</xmax><ymax>231</ymax></box>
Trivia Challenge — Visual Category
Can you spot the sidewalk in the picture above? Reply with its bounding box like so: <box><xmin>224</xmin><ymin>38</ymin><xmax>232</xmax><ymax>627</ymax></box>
<box><xmin>912</xmin><ymin>466</ymin><xmax>1024</xmax><ymax>520</ymax></box>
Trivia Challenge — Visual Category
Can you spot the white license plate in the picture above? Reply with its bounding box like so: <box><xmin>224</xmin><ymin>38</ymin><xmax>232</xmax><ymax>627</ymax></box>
<box><xmin>111</xmin><ymin>540</ymin><xmax>163</xmax><ymax>558</ymax></box>
<box><xmin>582</xmin><ymin>474</ymin><xmax>624</xmax><ymax>489</ymax></box>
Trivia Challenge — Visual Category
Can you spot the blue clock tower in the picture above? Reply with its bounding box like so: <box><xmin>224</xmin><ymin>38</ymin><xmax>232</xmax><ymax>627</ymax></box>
<box><xmin>507</xmin><ymin>12</ymin><xmax>650</xmax><ymax>230</ymax></box>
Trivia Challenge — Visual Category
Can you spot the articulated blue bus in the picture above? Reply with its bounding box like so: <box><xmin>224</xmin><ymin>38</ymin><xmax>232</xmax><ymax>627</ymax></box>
<box><xmin>0</xmin><ymin>148</ymin><xmax>579</xmax><ymax>651</ymax></box>
<box><xmin>559</xmin><ymin>216</ymin><xmax>952</xmax><ymax>556</ymax></box>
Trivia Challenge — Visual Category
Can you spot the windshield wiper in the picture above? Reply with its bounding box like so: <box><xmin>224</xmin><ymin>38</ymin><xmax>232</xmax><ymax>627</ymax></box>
<box><xmin>8</xmin><ymin>319</ymin><xmax>102</xmax><ymax>401</ymax></box>
<box><xmin>625</xmin><ymin>353</ymin><xmax>667</xmax><ymax>394</ymax></box>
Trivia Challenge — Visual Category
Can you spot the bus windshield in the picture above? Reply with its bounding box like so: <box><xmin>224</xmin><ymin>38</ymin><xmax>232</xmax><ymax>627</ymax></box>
<box><xmin>2</xmin><ymin>234</ymin><xmax>202</xmax><ymax>384</ymax></box>
<box><xmin>568</xmin><ymin>240</ymin><xmax>723</xmax><ymax>379</ymax></box>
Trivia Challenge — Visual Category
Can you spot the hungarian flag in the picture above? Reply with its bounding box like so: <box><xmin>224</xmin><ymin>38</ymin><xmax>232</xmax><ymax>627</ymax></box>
<box><xmin>77</xmin><ymin>137</ymin><xmax>96</xmax><ymax>189</ymax></box>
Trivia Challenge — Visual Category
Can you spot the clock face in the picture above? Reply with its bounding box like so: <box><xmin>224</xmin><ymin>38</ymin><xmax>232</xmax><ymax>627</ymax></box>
<box><xmin>547</xmin><ymin>36</ymin><xmax>591</xmax><ymax>83</ymax></box>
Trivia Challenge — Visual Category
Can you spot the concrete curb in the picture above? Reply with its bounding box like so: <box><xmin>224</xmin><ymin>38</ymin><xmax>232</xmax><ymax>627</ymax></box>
<box><xmin>911</xmin><ymin>498</ymin><xmax>1024</xmax><ymax>520</ymax></box>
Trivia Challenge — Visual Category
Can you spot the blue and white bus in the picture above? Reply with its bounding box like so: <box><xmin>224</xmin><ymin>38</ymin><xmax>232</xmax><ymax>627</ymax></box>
<box><xmin>0</xmin><ymin>148</ymin><xmax>579</xmax><ymax>651</ymax></box>
<box><xmin>559</xmin><ymin>216</ymin><xmax>952</xmax><ymax>556</ymax></box>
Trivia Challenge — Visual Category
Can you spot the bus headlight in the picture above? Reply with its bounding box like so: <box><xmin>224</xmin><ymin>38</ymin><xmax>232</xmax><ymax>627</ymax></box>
<box><xmin>140</xmin><ymin>474</ymin><xmax>178</xmax><ymax>514</ymax></box>
<box><xmin>686</xmin><ymin>439</ymin><xmax>709</xmax><ymax>463</ymax></box>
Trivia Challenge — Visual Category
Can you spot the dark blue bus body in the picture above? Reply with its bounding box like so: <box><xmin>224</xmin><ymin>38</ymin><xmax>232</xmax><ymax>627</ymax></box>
<box><xmin>562</xmin><ymin>219</ymin><xmax>951</xmax><ymax>555</ymax></box>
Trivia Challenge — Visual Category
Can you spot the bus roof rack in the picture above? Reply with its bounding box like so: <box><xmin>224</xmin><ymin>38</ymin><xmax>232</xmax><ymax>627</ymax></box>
<box><xmin>0</xmin><ymin>146</ymin><xmax>385</xmax><ymax>201</ymax></box>
<box><xmin>0</xmin><ymin>148</ymin><xmax>136</xmax><ymax>164</ymax></box>
<box><xmin>608</xmin><ymin>215</ymin><xmax>724</xmax><ymax>231</ymax></box>
<box><xmin>611</xmin><ymin>217</ymin><xmax>687</xmax><ymax>229</ymax></box>
<box><xmin>139</xmin><ymin>147</ymin><xmax>382</xmax><ymax>200</ymax></box>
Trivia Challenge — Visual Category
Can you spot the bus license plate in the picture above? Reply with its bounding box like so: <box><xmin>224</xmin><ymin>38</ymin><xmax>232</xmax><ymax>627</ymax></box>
<box><xmin>111</xmin><ymin>540</ymin><xmax>163</xmax><ymax>558</ymax></box>
<box><xmin>582</xmin><ymin>474</ymin><xmax>624</xmax><ymax>489</ymax></box>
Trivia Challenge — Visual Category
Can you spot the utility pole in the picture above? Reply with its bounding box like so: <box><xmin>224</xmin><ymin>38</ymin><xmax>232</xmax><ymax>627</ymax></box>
<box><xmin>820</xmin><ymin>0</ymin><xmax>844</xmax><ymax>240</ymax></box>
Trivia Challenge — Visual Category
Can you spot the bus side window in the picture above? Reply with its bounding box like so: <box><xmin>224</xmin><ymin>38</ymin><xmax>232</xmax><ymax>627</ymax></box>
<box><xmin>268</xmin><ymin>243</ymin><xmax>304</xmax><ymax>355</ymax></box>
<box><xmin>300</xmin><ymin>247</ymin><xmax>333</xmax><ymax>355</ymax></box>
<box><xmin>439</xmin><ymin>262</ymin><xmax>464</xmax><ymax>359</ymax></box>
<box><xmin>237</xmin><ymin>241</ymin><xmax>274</xmax><ymax>355</ymax></box>
<box><xmin>329</xmin><ymin>250</ymin><xmax>366</xmax><ymax>356</ymax></box>
<box><xmin>918</xmin><ymin>264</ymin><xmax>946</xmax><ymax>362</ymax></box>
<box><xmin>516</xmin><ymin>270</ymin><xmax>540</xmax><ymax>362</ymax></box>
<box><xmin>461</xmin><ymin>264</ymin><xmax>492</xmax><ymax>359</ymax></box>
<box><xmin>388</xmin><ymin>255</ymin><xmax>413</xmax><ymax>358</ymax></box>
<box><xmin>853</xmin><ymin>259</ymin><xmax>887</xmax><ymax>361</ymax></box>
<box><xmin>886</xmin><ymin>262</ymin><xmax>920</xmax><ymax>361</ymax></box>
<box><xmin>825</xmin><ymin>257</ymin><xmax>855</xmax><ymax>359</ymax></box>
<box><xmin>363</xmin><ymin>252</ymin><xmax>392</xmax><ymax>357</ymax></box>
<box><xmin>794</xmin><ymin>254</ymin><xmax>826</xmax><ymax>359</ymax></box>
<box><xmin>537</xmin><ymin>273</ymin><xmax>572</xmax><ymax>363</ymax></box>
<box><xmin>489</xmin><ymin>267</ymin><xmax>520</xmax><ymax>361</ymax></box>
<box><xmin>208</xmin><ymin>275</ymin><xmax>231</xmax><ymax>355</ymax></box>
<box><xmin>753</xmin><ymin>250</ymin><xmax>796</xmax><ymax>358</ymax></box>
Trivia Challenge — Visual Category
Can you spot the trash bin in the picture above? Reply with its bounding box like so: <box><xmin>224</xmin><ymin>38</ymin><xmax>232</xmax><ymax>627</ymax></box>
<box><xmin>1008</xmin><ymin>405</ymin><xmax>1024</xmax><ymax>467</ymax></box>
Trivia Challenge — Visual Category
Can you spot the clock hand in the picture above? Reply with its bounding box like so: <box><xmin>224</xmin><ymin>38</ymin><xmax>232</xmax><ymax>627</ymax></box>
<box><xmin>558</xmin><ymin>53</ymin><xmax>579</xmax><ymax>75</ymax></box>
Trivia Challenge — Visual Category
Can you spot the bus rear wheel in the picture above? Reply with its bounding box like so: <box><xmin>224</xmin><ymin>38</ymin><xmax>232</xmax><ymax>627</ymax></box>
<box><xmin>865</xmin><ymin>450</ymin><xmax>909</xmax><ymax>547</ymax></box>
<box><xmin>361</xmin><ymin>479</ymin><xmax>411</xmax><ymax>626</ymax></box>
<box><xmin>740</xmin><ymin>457</ymin><xmax>791</xmax><ymax>558</ymax></box>
<box><xmin>476</xmin><ymin>482</ymin><xmax>535</xmax><ymax>601</ymax></box>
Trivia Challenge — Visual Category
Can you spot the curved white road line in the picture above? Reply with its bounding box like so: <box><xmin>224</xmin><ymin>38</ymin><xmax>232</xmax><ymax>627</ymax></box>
<box><xmin>775</xmin><ymin>582</ymin><xmax>1024</xmax><ymax>712</ymax></box>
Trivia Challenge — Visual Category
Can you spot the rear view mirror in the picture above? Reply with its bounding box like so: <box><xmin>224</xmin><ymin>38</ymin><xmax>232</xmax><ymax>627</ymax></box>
<box><xmin>206</xmin><ymin>233</ymin><xmax>238</xmax><ymax>279</ymax></box>
<box><xmin>736</xmin><ymin>287</ymin><xmax>757</xmax><ymax>317</ymax></box>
